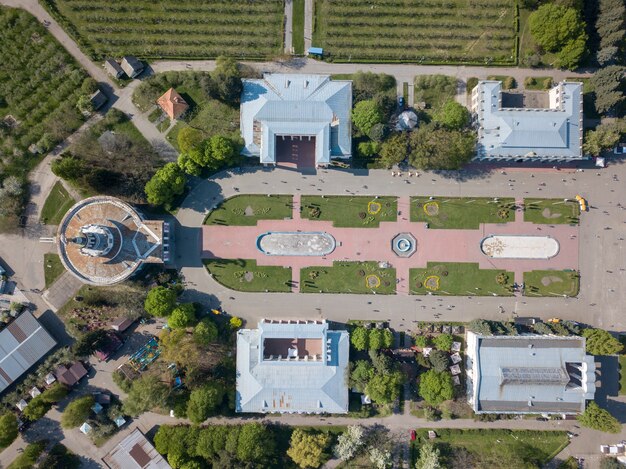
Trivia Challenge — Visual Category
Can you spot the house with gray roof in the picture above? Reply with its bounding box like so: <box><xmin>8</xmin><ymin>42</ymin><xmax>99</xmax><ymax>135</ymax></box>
<box><xmin>240</xmin><ymin>74</ymin><xmax>352</xmax><ymax>168</ymax></box>
<box><xmin>102</xmin><ymin>428</ymin><xmax>171</xmax><ymax>469</ymax></box>
<box><xmin>466</xmin><ymin>332</ymin><xmax>595</xmax><ymax>414</ymax></box>
<box><xmin>104</xmin><ymin>59</ymin><xmax>124</xmax><ymax>79</ymax></box>
<box><xmin>0</xmin><ymin>311</ymin><xmax>56</xmax><ymax>395</ymax></box>
<box><xmin>120</xmin><ymin>56</ymin><xmax>144</xmax><ymax>79</ymax></box>
<box><xmin>471</xmin><ymin>80</ymin><xmax>583</xmax><ymax>162</ymax></box>
<box><xmin>236</xmin><ymin>319</ymin><xmax>349</xmax><ymax>414</ymax></box>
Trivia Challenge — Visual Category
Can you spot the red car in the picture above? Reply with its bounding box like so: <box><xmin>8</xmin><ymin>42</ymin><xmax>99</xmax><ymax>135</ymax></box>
<box><xmin>410</xmin><ymin>430</ymin><xmax>416</xmax><ymax>441</ymax></box>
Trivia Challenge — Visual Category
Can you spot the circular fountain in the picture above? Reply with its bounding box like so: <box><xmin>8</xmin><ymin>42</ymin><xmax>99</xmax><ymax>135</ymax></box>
<box><xmin>391</xmin><ymin>233</ymin><xmax>417</xmax><ymax>258</ymax></box>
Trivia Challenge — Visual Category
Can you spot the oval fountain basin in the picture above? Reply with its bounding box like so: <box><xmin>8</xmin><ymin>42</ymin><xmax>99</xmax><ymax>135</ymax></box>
<box><xmin>481</xmin><ymin>235</ymin><xmax>559</xmax><ymax>259</ymax></box>
<box><xmin>256</xmin><ymin>232</ymin><xmax>336</xmax><ymax>256</ymax></box>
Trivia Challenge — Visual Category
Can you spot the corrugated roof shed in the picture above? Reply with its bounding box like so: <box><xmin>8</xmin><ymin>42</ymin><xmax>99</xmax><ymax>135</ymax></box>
<box><xmin>236</xmin><ymin>319</ymin><xmax>349</xmax><ymax>414</ymax></box>
<box><xmin>0</xmin><ymin>311</ymin><xmax>56</xmax><ymax>395</ymax></box>
<box><xmin>240</xmin><ymin>74</ymin><xmax>352</xmax><ymax>165</ymax></box>
<box><xmin>466</xmin><ymin>332</ymin><xmax>595</xmax><ymax>414</ymax></box>
<box><xmin>102</xmin><ymin>428</ymin><xmax>171</xmax><ymax>469</ymax></box>
<box><xmin>471</xmin><ymin>80</ymin><xmax>583</xmax><ymax>161</ymax></box>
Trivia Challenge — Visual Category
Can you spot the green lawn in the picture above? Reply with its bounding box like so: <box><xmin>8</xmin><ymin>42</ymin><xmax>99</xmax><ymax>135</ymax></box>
<box><xmin>301</xmin><ymin>261</ymin><xmax>396</xmax><ymax>294</ymax></box>
<box><xmin>524</xmin><ymin>76</ymin><xmax>553</xmax><ymax>90</ymax></box>
<box><xmin>205</xmin><ymin>259</ymin><xmax>292</xmax><ymax>293</ymax></box>
<box><xmin>292</xmin><ymin>0</ymin><xmax>305</xmax><ymax>54</ymax></box>
<box><xmin>44</xmin><ymin>253</ymin><xmax>66</xmax><ymax>289</ymax></box>
<box><xmin>147</xmin><ymin>107</ymin><xmax>163</xmax><ymax>123</ymax></box>
<box><xmin>619</xmin><ymin>355</ymin><xmax>626</xmax><ymax>396</ymax></box>
<box><xmin>204</xmin><ymin>195</ymin><xmax>293</xmax><ymax>226</ymax></box>
<box><xmin>7</xmin><ymin>441</ymin><xmax>46</xmax><ymax>469</ymax></box>
<box><xmin>410</xmin><ymin>263</ymin><xmax>515</xmax><ymax>296</ymax></box>
<box><xmin>411</xmin><ymin>197</ymin><xmax>516</xmax><ymax>229</ymax></box>
<box><xmin>41</xmin><ymin>0</ymin><xmax>284</xmax><ymax>60</ymax></box>
<box><xmin>414</xmin><ymin>75</ymin><xmax>457</xmax><ymax>108</ymax></box>
<box><xmin>300</xmin><ymin>196</ymin><xmax>397</xmax><ymax>227</ymax></box>
<box><xmin>487</xmin><ymin>75</ymin><xmax>516</xmax><ymax>89</ymax></box>
<box><xmin>523</xmin><ymin>198</ymin><xmax>580</xmax><ymax>225</ymax></box>
<box><xmin>411</xmin><ymin>429</ymin><xmax>569</xmax><ymax>468</ymax></box>
<box><xmin>40</xmin><ymin>181</ymin><xmax>76</xmax><ymax>225</ymax></box>
<box><xmin>523</xmin><ymin>270</ymin><xmax>580</xmax><ymax>297</ymax></box>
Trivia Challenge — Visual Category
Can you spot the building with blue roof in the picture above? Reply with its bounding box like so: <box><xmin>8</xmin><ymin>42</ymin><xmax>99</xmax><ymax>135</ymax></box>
<box><xmin>466</xmin><ymin>332</ymin><xmax>596</xmax><ymax>414</ymax></box>
<box><xmin>240</xmin><ymin>74</ymin><xmax>352</xmax><ymax>168</ymax></box>
<box><xmin>471</xmin><ymin>80</ymin><xmax>584</xmax><ymax>162</ymax></box>
<box><xmin>236</xmin><ymin>319</ymin><xmax>349</xmax><ymax>414</ymax></box>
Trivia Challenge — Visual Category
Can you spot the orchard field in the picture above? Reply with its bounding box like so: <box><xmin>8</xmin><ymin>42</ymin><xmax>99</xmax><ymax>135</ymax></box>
<box><xmin>313</xmin><ymin>0</ymin><xmax>518</xmax><ymax>64</ymax></box>
<box><xmin>41</xmin><ymin>0</ymin><xmax>284</xmax><ymax>60</ymax></box>
<box><xmin>0</xmin><ymin>7</ymin><xmax>87</xmax><ymax>156</ymax></box>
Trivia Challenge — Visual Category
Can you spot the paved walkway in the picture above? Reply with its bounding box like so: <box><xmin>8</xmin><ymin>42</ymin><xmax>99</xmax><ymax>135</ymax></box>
<box><xmin>202</xmin><ymin>196</ymin><xmax>577</xmax><ymax>295</ymax></box>
<box><xmin>284</xmin><ymin>0</ymin><xmax>293</xmax><ymax>54</ymax></box>
<box><xmin>304</xmin><ymin>0</ymin><xmax>313</xmax><ymax>53</ymax></box>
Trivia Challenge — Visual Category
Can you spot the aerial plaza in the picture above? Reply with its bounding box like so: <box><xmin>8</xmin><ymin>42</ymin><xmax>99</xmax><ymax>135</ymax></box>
<box><xmin>202</xmin><ymin>194</ymin><xmax>579</xmax><ymax>296</ymax></box>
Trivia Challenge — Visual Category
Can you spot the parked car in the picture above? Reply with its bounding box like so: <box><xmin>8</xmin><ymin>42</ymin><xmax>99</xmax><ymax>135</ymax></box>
<box><xmin>398</xmin><ymin>96</ymin><xmax>405</xmax><ymax>109</ymax></box>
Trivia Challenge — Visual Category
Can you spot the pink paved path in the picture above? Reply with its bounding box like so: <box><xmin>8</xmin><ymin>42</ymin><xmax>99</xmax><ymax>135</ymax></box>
<box><xmin>201</xmin><ymin>196</ymin><xmax>579</xmax><ymax>295</ymax></box>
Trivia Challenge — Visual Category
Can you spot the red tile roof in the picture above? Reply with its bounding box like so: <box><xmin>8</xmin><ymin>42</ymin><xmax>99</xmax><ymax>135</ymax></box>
<box><xmin>157</xmin><ymin>88</ymin><xmax>189</xmax><ymax>120</ymax></box>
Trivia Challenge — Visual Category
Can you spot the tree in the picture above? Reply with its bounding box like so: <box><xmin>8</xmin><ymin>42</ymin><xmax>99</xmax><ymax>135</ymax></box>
<box><xmin>382</xmin><ymin>329</ymin><xmax>394</xmax><ymax>349</ymax></box>
<box><xmin>211</xmin><ymin>56</ymin><xmax>242</xmax><ymax>104</ymax></box>
<box><xmin>39</xmin><ymin>444</ymin><xmax>80</xmax><ymax>469</ymax></box>
<box><xmin>73</xmin><ymin>329</ymin><xmax>109</xmax><ymax>357</ymax></box>
<box><xmin>178</xmin><ymin>152</ymin><xmax>202</xmax><ymax>176</ymax></box>
<box><xmin>351</xmin><ymin>327</ymin><xmax>369</xmax><ymax>351</ymax></box>
<box><xmin>369</xmin><ymin>328</ymin><xmax>383</xmax><ymax>351</ymax></box>
<box><xmin>206</xmin><ymin>135</ymin><xmax>237</xmax><ymax>170</ymax></box>
<box><xmin>287</xmin><ymin>429</ymin><xmax>331</xmax><ymax>468</ymax></box>
<box><xmin>428</xmin><ymin>350</ymin><xmax>449</xmax><ymax>372</ymax></box>
<box><xmin>529</xmin><ymin>4</ymin><xmax>587</xmax><ymax>69</ymax></box>
<box><xmin>168</xmin><ymin>303</ymin><xmax>197</xmax><ymax>329</ymax></box>
<box><xmin>193</xmin><ymin>318</ymin><xmax>219</xmax><ymax>345</ymax></box>
<box><xmin>365</xmin><ymin>371</ymin><xmax>404</xmax><ymax>404</ymax></box>
<box><xmin>433</xmin><ymin>100</ymin><xmax>470</xmax><ymax>130</ymax></box>
<box><xmin>433</xmin><ymin>334</ymin><xmax>453</xmax><ymax>351</ymax></box>
<box><xmin>237</xmin><ymin>422</ymin><xmax>276</xmax><ymax>465</ymax></box>
<box><xmin>415</xmin><ymin>443</ymin><xmax>443</xmax><ymax>469</ymax></box>
<box><xmin>584</xmin><ymin>123</ymin><xmax>622</xmax><ymax>156</ymax></box>
<box><xmin>0</xmin><ymin>413</ymin><xmax>18</xmax><ymax>449</ymax></box>
<box><xmin>419</xmin><ymin>370</ymin><xmax>454</xmax><ymax>405</ymax></box>
<box><xmin>122</xmin><ymin>374</ymin><xmax>169</xmax><ymax>416</ymax></box>
<box><xmin>368</xmin><ymin>123</ymin><xmax>387</xmax><ymax>142</ymax></box>
<box><xmin>40</xmin><ymin>383</ymin><xmax>69</xmax><ymax>403</ymax></box>
<box><xmin>229</xmin><ymin>316</ymin><xmax>243</xmax><ymax>329</ymax></box>
<box><xmin>61</xmin><ymin>395</ymin><xmax>95</xmax><ymax>428</ymax></box>
<box><xmin>369</xmin><ymin>447</ymin><xmax>392</xmax><ymax>469</ymax></box>
<box><xmin>334</xmin><ymin>425</ymin><xmax>365</xmax><ymax>461</ymax></box>
<box><xmin>350</xmin><ymin>360</ymin><xmax>374</xmax><ymax>393</ymax></box>
<box><xmin>468</xmin><ymin>319</ymin><xmax>492</xmax><ymax>335</ymax></box>
<box><xmin>590</xmin><ymin>66</ymin><xmax>626</xmax><ymax>115</ymax></box>
<box><xmin>379</xmin><ymin>133</ymin><xmax>407</xmax><ymax>168</ymax></box>
<box><xmin>357</xmin><ymin>141</ymin><xmax>381</xmax><ymax>158</ymax></box>
<box><xmin>578</xmin><ymin>402</ymin><xmax>621</xmax><ymax>433</ymax></box>
<box><xmin>177</xmin><ymin>127</ymin><xmax>204</xmax><ymax>153</ymax></box>
<box><xmin>22</xmin><ymin>397</ymin><xmax>50</xmax><ymax>421</ymax></box>
<box><xmin>414</xmin><ymin>335</ymin><xmax>431</xmax><ymax>348</ymax></box>
<box><xmin>144</xmin><ymin>286</ymin><xmax>177</xmax><ymax>317</ymax></box>
<box><xmin>51</xmin><ymin>157</ymin><xmax>85</xmax><ymax>181</ymax></box>
<box><xmin>187</xmin><ymin>382</ymin><xmax>225</xmax><ymax>424</ymax></box>
<box><xmin>76</xmin><ymin>95</ymin><xmax>94</xmax><ymax>114</ymax></box>
<box><xmin>352</xmin><ymin>100</ymin><xmax>384</xmax><ymax>135</ymax></box>
<box><xmin>600</xmin><ymin>457</ymin><xmax>624</xmax><ymax>469</ymax></box>
<box><xmin>408</xmin><ymin>125</ymin><xmax>475</xmax><ymax>170</ymax></box>
<box><xmin>582</xmin><ymin>328</ymin><xmax>624</xmax><ymax>355</ymax></box>
<box><xmin>145</xmin><ymin>162</ymin><xmax>186</xmax><ymax>208</ymax></box>
<box><xmin>595</xmin><ymin>0</ymin><xmax>625</xmax><ymax>66</ymax></box>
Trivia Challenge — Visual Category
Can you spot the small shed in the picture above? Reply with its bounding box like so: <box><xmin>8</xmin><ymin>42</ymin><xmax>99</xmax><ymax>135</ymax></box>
<box><xmin>90</xmin><ymin>90</ymin><xmax>107</xmax><ymax>111</ymax></box>
<box><xmin>111</xmin><ymin>317</ymin><xmax>133</xmax><ymax>332</ymax></box>
<box><xmin>121</xmin><ymin>56</ymin><xmax>144</xmax><ymax>78</ymax></box>
<box><xmin>104</xmin><ymin>59</ymin><xmax>125</xmax><ymax>79</ymax></box>
<box><xmin>16</xmin><ymin>399</ymin><xmax>28</xmax><ymax>411</ymax></box>
<box><xmin>29</xmin><ymin>387</ymin><xmax>41</xmax><ymax>398</ymax></box>
<box><xmin>44</xmin><ymin>373</ymin><xmax>56</xmax><ymax>386</ymax></box>
<box><xmin>80</xmin><ymin>422</ymin><xmax>92</xmax><ymax>434</ymax></box>
<box><xmin>92</xmin><ymin>402</ymin><xmax>104</xmax><ymax>414</ymax></box>
<box><xmin>307</xmin><ymin>47</ymin><xmax>323</xmax><ymax>57</ymax></box>
<box><xmin>55</xmin><ymin>361</ymin><xmax>88</xmax><ymax>387</ymax></box>
<box><xmin>113</xmin><ymin>416</ymin><xmax>126</xmax><ymax>428</ymax></box>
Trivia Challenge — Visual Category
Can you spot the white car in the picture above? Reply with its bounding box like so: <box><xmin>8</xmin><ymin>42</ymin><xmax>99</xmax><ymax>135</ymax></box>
<box><xmin>614</xmin><ymin>144</ymin><xmax>626</xmax><ymax>154</ymax></box>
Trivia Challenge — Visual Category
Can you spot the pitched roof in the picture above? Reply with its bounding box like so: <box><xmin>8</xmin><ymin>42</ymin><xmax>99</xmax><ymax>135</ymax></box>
<box><xmin>0</xmin><ymin>312</ymin><xmax>56</xmax><ymax>394</ymax></box>
<box><xmin>55</xmin><ymin>361</ymin><xmax>87</xmax><ymax>387</ymax></box>
<box><xmin>240</xmin><ymin>74</ymin><xmax>352</xmax><ymax>164</ymax></box>
<box><xmin>466</xmin><ymin>332</ymin><xmax>595</xmax><ymax>414</ymax></box>
<box><xmin>472</xmin><ymin>81</ymin><xmax>583</xmax><ymax>160</ymax></box>
<box><xmin>102</xmin><ymin>428</ymin><xmax>171</xmax><ymax>469</ymax></box>
<box><xmin>236</xmin><ymin>319</ymin><xmax>349</xmax><ymax>414</ymax></box>
<box><xmin>120</xmin><ymin>56</ymin><xmax>144</xmax><ymax>78</ymax></box>
<box><xmin>157</xmin><ymin>88</ymin><xmax>189</xmax><ymax>120</ymax></box>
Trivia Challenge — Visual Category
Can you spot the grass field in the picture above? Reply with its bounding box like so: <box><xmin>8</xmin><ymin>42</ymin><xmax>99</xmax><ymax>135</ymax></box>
<box><xmin>0</xmin><ymin>7</ymin><xmax>86</xmax><ymax>157</ymax></box>
<box><xmin>41</xmin><ymin>0</ymin><xmax>284</xmax><ymax>60</ymax></box>
<box><xmin>204</xmin><ymin>195</ymin><xmax>293</xmax><ymax>226</ymax></box>
<box><xmin>411</xmin><ymin>429</ymin><xmax>569</xmax><ymax>468</ymax></box>
<box><xmin>44</xmin><ymin>253</ymin><xmax>66</xmax><ymax>289</ymax></box>
<box><xmin>40</xmin><ymin>181</ymin><xmax>76</xmax><ymax>225</ymax></box>
<box><xmin>292</xmin><ymin>0</ymin><xmax>305</xmax><ymax>55</ymax></box>
<box><xmin>410</xmin><ymin>262</ymin><xmax>514</xmax><ymax>296</ymax></box>
<box><xmin>204</xmin><ymin>259</ymin><xmax>292</xmax><ymax>293</ymax></box>
<box><xmin>523</xmin><ymin>270</ymin><xmax>580</xmax><ymax>297</ymax></box>
<box><xmin>411</xmin><ymin>197</ymin><xmax>516</xmax><ymax>229</ymax></box>
<box><xmin>523</xmin><ymin>198</ymin><xmax>580</xmax><ymax>225</ymax></box>
<box><xmin>620</xmin><ymin>355</ymin><xmax>626</xmax><ymax>395</ymax></box>
<box><xmin>301</xmin><ymin>261</ymin><xmax>396</xmax><ymax>294</ymax></box>
<box><xmin>313</xmin><ymin>0</ymin><xmax>517</xmax><ymax>64</ymax></box>
<box><xmin>414</xmin><ymin>75</ymin><xmax>457</xmax><ymax>109</ymax></box>
<box><xmin>301</xmin><ymin>196</ymin><xmax>397</xmax><ymax>227</ymax></box>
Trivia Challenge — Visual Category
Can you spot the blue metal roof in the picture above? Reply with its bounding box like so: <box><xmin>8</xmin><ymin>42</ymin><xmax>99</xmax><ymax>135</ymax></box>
<box><xmin>308</xmin><ymin>47</ymin><xmax>324</xmax><ymax>55</ymax></box>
